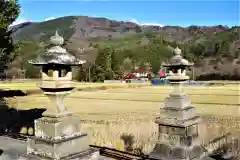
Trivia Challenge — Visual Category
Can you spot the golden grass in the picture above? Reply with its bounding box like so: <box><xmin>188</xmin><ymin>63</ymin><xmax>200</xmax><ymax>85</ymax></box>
<box><xmin>8</xmin><ymin>95</ymin><xmax>239</xmax><ymax>115</ymax></box>
<box><xmin>0</xmin><ymin>81</ymin><xmax>150</xmax><ymax>91</ymax></box>
<box><xmin>0</xmin><ymin>81</ymin><xmax>38</xmax><ymax>90</ymax></box>
<box><xmin>3</xmin><ymin>82</ymin><xmax>240</xmax><ymax>153</ymax></box>
<box><xmin>11</xmin><ymin>96</ymin><xmax>239</xmax><ymax>153</ymax></box>
<box><xmin>73</xmin><ymin>85</ymin><xmax>240</xmax><ymax>105</ymax></box>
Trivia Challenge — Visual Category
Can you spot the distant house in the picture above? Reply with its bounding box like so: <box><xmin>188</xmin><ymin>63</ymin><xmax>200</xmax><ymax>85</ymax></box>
<box><xmin>123</xmin><ymin>67</ymin><xmax>153</xmax><ymax>80</ymax></box>
<box><xmin>122</xmin><ymin>73</ymin><xmax>137</xmax><ymax>80</ymax></box>
<box><xmin>158</xmin><ymin>71</ymin><xmax>166</xmax><ymax>79</ymax></box>
<box><xmin>132</xmin><ymin>67</ymin><xmax>149</xmax><ymax>78</ymax></box>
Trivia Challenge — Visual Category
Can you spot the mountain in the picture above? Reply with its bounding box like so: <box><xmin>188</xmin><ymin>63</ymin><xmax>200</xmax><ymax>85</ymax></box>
<box><xmin>11</xmin><ymin>16</ymin><xmax>141</xmax><ymax>41</ymax></box>
<box><xmin>9</xmin><ymin>16</ymin><xmax>240</xmax><ymax>80</ymax></box>
<box><xmin>11</xmin><ymin>16</ymin><xmax>234</xmax><ymax>42</ymax></box>
<box><xmin>8</xmin><ymin>22</ymin><xmax>33</xmax><ymax>33</ymax></box>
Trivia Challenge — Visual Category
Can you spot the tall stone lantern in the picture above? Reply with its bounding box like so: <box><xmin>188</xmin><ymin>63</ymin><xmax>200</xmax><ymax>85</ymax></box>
<box><xmin>29</xmin><ymin>31</ymin><xmax>86</xmax><ymax>117</ymax></box>
<box><xmin>149</xmin><ymin>47</ymin><xmax>209</xmax><ymax>160</ymax></box>
<box><xmin>20</xmin><ymin>31</ymin><xmax>92</xmax><ymax>160</ymax></box>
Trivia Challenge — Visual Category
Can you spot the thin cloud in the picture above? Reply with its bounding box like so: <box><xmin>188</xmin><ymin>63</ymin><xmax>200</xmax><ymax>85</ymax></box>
<box><xmin>44</xmin><ymin>17</ymin><xmax>55</xmax><ymax>21</ymax></box>
<box><xmin>9</xmin><ymin>18</ymin><xmax>32</xmax><ymax>27</ymax></box>
<box><xmin>141</xmin><ymin>23</ymin><xmax>165</xmax><ymax>27</ymax></box>
<box><xmin>130</xmin><ymin>18</ymin><xmax>165</xmax><ymax>27</ymax></box>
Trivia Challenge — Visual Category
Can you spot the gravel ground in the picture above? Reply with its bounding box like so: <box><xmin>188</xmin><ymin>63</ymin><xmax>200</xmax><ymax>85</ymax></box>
<box><xmin>0</xmin><ymin>136</ymin><xmax>26</xmax><ymax>160</ymax></box>
<box><xmin>0</xmin><ymin>136</ymin><xmax>113</xmax><ymax>160</ymax></box>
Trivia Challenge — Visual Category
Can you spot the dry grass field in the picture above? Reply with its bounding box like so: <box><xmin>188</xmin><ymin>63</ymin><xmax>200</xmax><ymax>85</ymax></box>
<box><xmin>2</xmin><ymin>81</ymin><xmax>240</xmax><ymax>153</ymax></box>
<box><xmin>0</xmin><ymin>80</ymin><xmax>150</xmax><ymax>90</ymax></box>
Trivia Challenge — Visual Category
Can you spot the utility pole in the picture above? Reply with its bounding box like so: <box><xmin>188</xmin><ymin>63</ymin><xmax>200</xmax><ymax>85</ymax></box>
<box><xmin>192</xmin><ymin>67</ymin><xmax>195</xmax><ymax>81</ymax></box>
<box><xmin>88</xmin><ymin>60</ymin><xmax>95</xmax><ymax>82</ymax></box>
<box><xmin>88</xmin><ymin>64</ymin><xmax>91</xmax><ymax>82</ymax></box>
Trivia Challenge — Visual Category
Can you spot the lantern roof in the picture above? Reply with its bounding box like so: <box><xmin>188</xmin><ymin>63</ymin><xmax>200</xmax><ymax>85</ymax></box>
<box><xmin>163</xmin><ymin>46</ymin><xmax>194</xmax><ymax>67</ymax></box>
<box><xmin>29</xmin><ymin>31</ymin><xmax>86</xmax><ymax>66</ymax></box>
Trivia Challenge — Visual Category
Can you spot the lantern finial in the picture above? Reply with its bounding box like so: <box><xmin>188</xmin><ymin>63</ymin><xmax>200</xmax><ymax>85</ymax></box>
<box><xmin>50</xmin><ymin>30</ymin><xmax>64</xmax><ymax>46</ymax></box>
<box><xmin>174</xmin><ymin>46</ymin><xmax>181</xmax><ymax>55</ymax></box>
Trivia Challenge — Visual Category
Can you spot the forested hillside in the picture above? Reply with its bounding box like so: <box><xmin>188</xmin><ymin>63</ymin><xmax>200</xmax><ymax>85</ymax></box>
<box><xmin>9</xmin><ymin>16</ymin><xmax>240</xmax><ymax>81</ymax></box>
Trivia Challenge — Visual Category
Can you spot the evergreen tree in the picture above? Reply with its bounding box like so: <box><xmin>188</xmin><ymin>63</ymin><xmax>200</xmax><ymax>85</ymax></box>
<box><xmin>0</xmin><ymin>0</ymin><xmax>20</xmax><ymax>65</ymax></box>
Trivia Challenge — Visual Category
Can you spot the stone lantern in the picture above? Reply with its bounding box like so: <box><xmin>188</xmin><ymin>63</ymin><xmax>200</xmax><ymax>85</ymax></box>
<box><xmin>28</xmin><ymin>31</ymin><xmax>86</xmax><ymax>117</ymax></box>
<box><xmin>20</xmin><ymin>31</ymin><xmax>92</xmax><ymax>160</ymax></box>
<box><xmin>149</xmin><ymin>47</ymin><xmax>210</xmax><ymax>160</ymax></box>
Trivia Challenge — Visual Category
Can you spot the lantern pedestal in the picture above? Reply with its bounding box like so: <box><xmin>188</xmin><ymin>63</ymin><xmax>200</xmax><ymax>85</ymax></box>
<box><xmin>42</xmin><ymin>91</ymin><xmax>72</xmax><ymax>118</ymax></box>
<box><xmin>37</xmin><ymin>80</ymin><xmax>75</xmax><ymax>117</ymax></box>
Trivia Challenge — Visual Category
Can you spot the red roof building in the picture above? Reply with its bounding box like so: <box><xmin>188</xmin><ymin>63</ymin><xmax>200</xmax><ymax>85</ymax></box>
<box><xmin>159</xmin><ymin>71</ymin><xmax>165</xmax><ymax>78</ymax></box>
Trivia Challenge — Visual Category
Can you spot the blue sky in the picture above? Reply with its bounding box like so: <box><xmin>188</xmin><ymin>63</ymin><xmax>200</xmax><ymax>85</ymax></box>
<box><xmin>14</xmin><ymin>0</ymin><xmax>239</xmax><ymax>27</ymax></box>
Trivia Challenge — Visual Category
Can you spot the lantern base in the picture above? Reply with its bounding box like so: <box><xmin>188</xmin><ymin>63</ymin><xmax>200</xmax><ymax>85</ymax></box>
<box><xmin>19</xmin><ymin>115</ymin><xmax>91</xmax><ymax>160</ymax></box>
<box><xmin>149</xmin><ymin>142</ymin><xmax>208</xmax><ymax>160</ymax></box>
<box><xmin>19</xmin><ymin>149</ymin><xmax>94</xmax><ymax>160</ymax></box>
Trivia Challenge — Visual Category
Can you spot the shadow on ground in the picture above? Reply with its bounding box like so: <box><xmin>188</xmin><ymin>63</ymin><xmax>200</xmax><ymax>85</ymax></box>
<box><xmin>0</xmin><ymin>89</ymin><xmax>27</xmax><ymax>98</ymax></box>
<box><xmin>0</xmin><ymin>89</ymin><xmax>46</xmax><ymax>137</ymax></box>
<box><xmin>0</xmin><ymin>90</ymin><xmax>45</xmax><ymax>158</ymax></box>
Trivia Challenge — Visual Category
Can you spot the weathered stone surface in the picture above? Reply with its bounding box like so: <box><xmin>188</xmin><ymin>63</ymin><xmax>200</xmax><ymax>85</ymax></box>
<box><xmin>38</xmin><ymin>81</ymin><xmax>75</xmax><ymax>89</ymax></box>
<box><xmin>155</xmin><ymin>115</ymin><xmax>201</xmax><ymax>127</ymax></box>
<box><xmin>150</xmin><ymin>143</ymin><xmax>207</xmax><ymax>160</ymax></box>
<box><xmin>22</xmin><ymin>115</ymin><xmax>90</xmax><ymax>160</ymax></box>
<box><xmin>150</xmin><ymin>47</ymin><xmax>210</xmax><ymax>160</ymax></box>
<box><xmin>34</xmin><ymin>115</ymin><xmax>82</xmax><ymax>139</ymax></box>
<box><xmin>42</xmin><ymin>92</ymin><xmax>73</xmax><ymax>117</ymax></box>
<box><xmin>158</xmin><ymin>125</ymin><xmax>186</xmax><ymax>135</ymax></box>
<box><xmin>160</xmin><ymin>106</ymin><xmax>196</xmax><ymax>121</ymax></box>
<box><xmin>18</xmin><ymin>32</ymin><xmax>90</xmax><ymax>160</ymax></box>
<box><xmin>150</xmin><ymin>143</ymin><xmax>171</xmax><ymax>158</ymax></box>
<box><xmin>164</xmin><ymin>94</ymin><xmax>191</xmax><ymax>109</ymax></box>
<box><xmin>29</xmin><ymin>31</ymin><xmax>85</xmax><ymax>66</ymax></box>
<box><xmin>162</xmin><ymin>47</ymin><xmax>193</xmax><ymax>67</ymax></box>
<box><xmin>158</xmin><ymin>133</ymin><xmax>181</xmax><ymax>146</ymax></box>
<box><xmin>26</xmin><ymin>136</ymin><xmax>89</xmax><ymax>159</ymax></box>
<box><xmin>20</xmin><ymin>151</ymin><xmax>116</xmax><ymax>160</ymax></box>
<box><xmin>186</xmin><ymin>124</ymin><xmax>199</xmax><ymax>136</ymax></box>
<box><xmin>0</xmin><ymin>137</ymin><xmax>113</xmax><ymax>160</ymax></box>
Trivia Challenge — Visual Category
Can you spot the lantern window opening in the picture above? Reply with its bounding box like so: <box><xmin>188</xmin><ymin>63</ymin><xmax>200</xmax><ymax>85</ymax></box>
<box><xmin>58</xmin><ymin>66</ymin><xmax>71</xmax><ymax>78</ymax></box>
<box><xmin>57</xmin><ymin>68</ymin><xmax>62</xmax><ymax>77</ymax></box>
<box><xmin>47</xmin><ymin>70</ymin><xmax>53</xmax><ymax>77</ymax></box>
<box><xmin>42</xmin><ymin>66</ymin><xmax>48</xmax><ymax>75</ymax></box>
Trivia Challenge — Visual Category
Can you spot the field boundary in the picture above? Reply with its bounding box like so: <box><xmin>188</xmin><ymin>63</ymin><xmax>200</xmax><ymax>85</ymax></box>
<box><xmin>70</xmin><ymin>97</ymin><xmax>240</xmax><ymax>106</ymax></box>
<box><xmin>26</xmin><ymin>95</ymin><xmax>240</xmax><ymax>106</ymax></box>
<box><xmin>18</xmin><ymin>84</ymin><xmax>150</xmax><ymax>95</ymax></box>
<box><xmin>95</xmin><ymin>91</ymin><xmax>239</xmax><ymax>97</ymax></box>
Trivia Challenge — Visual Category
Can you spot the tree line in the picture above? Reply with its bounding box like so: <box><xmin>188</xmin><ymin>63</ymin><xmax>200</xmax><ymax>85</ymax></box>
<box><xmin>1</xmin><ymin>0</ymin><xmax>239</xmax><ymax>81</ymax></box>
<box><xmin>3</xmin><ymin>30</ymin><xmax>240</xmax><ymax>81</ymax></box>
